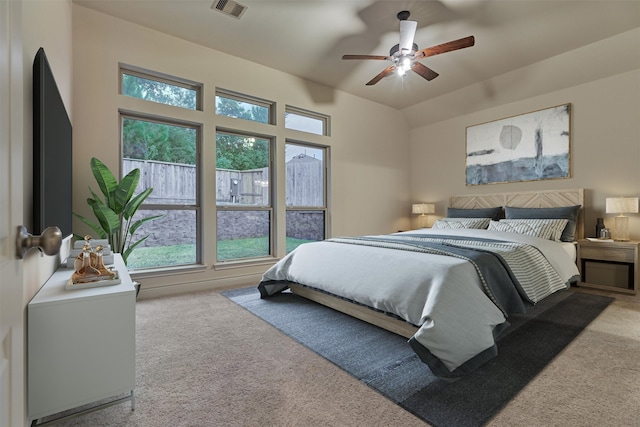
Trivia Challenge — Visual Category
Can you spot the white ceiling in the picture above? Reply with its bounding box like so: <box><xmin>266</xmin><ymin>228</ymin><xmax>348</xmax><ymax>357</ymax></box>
<box><xmin>73</xmin><ymin>0</ymin><xmax>640</xmax><ymax>110</ymax></box>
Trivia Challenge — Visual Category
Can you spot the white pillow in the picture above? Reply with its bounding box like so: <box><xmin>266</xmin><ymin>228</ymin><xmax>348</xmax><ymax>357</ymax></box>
<box><xmin>432</xmin><ymin>218</ymin><xmax>491</xmax><ymax>230</ymax></box>
<box><xmin>488</xmin><ymin>219</ymin><xmax>569</xmax><ymax>241</ymax></box>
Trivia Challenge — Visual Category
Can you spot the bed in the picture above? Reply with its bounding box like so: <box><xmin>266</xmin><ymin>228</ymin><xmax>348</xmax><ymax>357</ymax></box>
<box><xmin>258</xmin><ymin>189</ymin><xmax>584</xmax><ymax>378</ymax></box>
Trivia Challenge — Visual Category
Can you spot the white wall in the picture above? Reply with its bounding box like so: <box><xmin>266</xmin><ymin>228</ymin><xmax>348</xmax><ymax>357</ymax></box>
<box><xmin>71</xmin><ymin>5</ymin><xmax>411</xmax><ymax>297</ymax></box>
<box><xmin>407</xmin><ymin>29</ymin><xmax>640</xmax><ymax>238</ymax></box>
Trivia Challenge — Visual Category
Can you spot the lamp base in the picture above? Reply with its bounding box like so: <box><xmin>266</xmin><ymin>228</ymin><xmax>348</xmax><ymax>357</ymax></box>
<box><xmin>613</xmin><ymin>215</ymin><xmax>629</xmax><ymax>241</ymax></box>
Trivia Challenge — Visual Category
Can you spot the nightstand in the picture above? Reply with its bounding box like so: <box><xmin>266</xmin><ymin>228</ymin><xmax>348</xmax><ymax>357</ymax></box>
<box><xmin>576</xmin><ymin>239</ymin><xmax>639</xmax><ymax>294</ymax></box>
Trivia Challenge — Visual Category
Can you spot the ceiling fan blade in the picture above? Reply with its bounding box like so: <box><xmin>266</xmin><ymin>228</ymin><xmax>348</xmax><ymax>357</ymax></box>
<box><xmin>414</xmin><ymin>36</ymin><xmax>475</xmax><ymax>59</ymax></box>
<box><xmin>366</xmin><ymin>65</ymin><xmax>396</xmax><ymax>86</ymax></box>
<box><xmin>399</xmin><ymin>20</ymin><xmax>417</xmax><ymax>53</ymax></box>
<box><xmin>411</xmin><ymin>62</ymin><xmax>439</xmax><ymax>81</ymax></box>
<box><xmin>342</xmin><ymin>54</ymin><xmax>390</xmax><ymax>60</ymax></box>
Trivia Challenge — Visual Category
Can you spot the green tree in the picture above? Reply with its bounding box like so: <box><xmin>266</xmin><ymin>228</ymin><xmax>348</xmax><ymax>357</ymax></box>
<box><xmin>215</xmin><ymin>97</ymin><xmax>269</xmax><ymax>170</ymax></box>
<box><xmin>216</xmin><ymin>133</ymin><xmax>269</xmax><ymax>171</ymax></box>
<box><xmin>122</xmin><ymin>74</ymin><xmax>196</xmax><ymax>110</ymax></box>
<box><xmin>122</xmin><ymin>118</ymin><xmax>196</xmax><ymax>165</ymax></box>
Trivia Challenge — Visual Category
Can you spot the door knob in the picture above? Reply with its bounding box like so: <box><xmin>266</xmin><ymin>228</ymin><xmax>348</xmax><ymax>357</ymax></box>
<box><xmin>15</xmin><ymin>225</ymin><xmax>62</xmax><ymax>259</ymax></box>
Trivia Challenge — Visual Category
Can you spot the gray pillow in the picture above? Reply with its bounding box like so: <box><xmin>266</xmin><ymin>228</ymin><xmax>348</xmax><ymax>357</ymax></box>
<box><xmin>432</xmin><ymin>218</ymin><xmax>492</xmax><ymax>230</ymax></box>
<box><xmin>447</xmin><ymin>206</ymin><xmax>502</xmax><ymax>221</ymax></box>
<box><xmin>504</xmin><ymin>205</ymin><xmax>581</xmax><ymax>242</ymax></box>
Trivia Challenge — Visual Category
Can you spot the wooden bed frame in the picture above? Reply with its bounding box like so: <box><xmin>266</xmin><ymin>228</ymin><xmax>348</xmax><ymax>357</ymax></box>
<box><xmin>289</xmin><ymin>188</ymin><xmax>585</xmax><ymax>337</ymax></box>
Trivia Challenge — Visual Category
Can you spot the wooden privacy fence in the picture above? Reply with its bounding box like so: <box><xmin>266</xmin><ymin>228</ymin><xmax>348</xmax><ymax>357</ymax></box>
<box><xmin>123</xmin><ymin>159</ymin><xmax>196</xmax><ymax>204</ymax></box>
<box><xmin>216</xmin><ymin>168</ymin><xmax>269</xmax><ymax>205</ymax></box>
<box><xmin>124</xmin><ymin>156</ymin><xmax>323</xmax><ymax>206</ymax></box>
<box><xmin>285</xmin><ymin>155</ymin><xmax>323</xmax><ymax>207</ymax></box>
<box><xmin>122</xmin><ymin>157</ymin><xmax>323</xmax><ymax>245</ymax></box>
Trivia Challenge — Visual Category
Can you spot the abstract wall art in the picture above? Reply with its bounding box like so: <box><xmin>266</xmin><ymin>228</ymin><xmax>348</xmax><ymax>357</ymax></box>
<box><xmin>465</xmin><ymin>103</ymin><xmax>571</xmax><ymax>185</ymax></box>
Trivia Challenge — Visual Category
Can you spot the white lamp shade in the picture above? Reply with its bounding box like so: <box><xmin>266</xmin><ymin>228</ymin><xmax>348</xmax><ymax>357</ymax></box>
<box><xmin>412</xmin><ymin>203</ymin><xmax>435</xmax><ymax>215</ymax></box>
<box><xmin>605</xmin><ymin>197</ymin><xmax>639</xmax><ymax>214</ymax></box>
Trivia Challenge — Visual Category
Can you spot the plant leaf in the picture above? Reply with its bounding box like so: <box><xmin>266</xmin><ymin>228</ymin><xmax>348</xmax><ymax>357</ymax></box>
<box><xmin>88</xmin><ymin>187</ymin><xmax>105</xmax><ymax>206</ymax></box>
<box><xmin>114</xmin><ymin>168</ymin><xmax>140</xmax><ymax>214</ymax></box>
<box><xmin>123</xmin><ymin>187</ymin><xmax>153</xmax><ymax>220</ymax></box>
<box><xmin>90</xmin><ymin>158</ymin><xmax>119</xmax><ymax>207</ymax></box>
<box><xmin>129</xmin><ymin>214</ymin><xmax>163</xmax><ymax>236</ymax></box>
<box><xmin>122</xmin><ymin>234</ymin><xmax>150</xmax><ymax>264</ymax></box>
<box><xmin>72</xmin><ymin>212</ymin><xmax>107</xmax><ymax>239</ymax></box>
<box><xmin>88</xmin><ymin>198</ymin><xmax>121</xmax><ymax>236</ymax></box>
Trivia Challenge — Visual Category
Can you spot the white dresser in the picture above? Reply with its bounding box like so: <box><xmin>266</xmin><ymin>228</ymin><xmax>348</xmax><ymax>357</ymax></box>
<box><xmin>28</xmin><ymin>254</ymin><xmax>136</xmax><ymax>423</ymax></box>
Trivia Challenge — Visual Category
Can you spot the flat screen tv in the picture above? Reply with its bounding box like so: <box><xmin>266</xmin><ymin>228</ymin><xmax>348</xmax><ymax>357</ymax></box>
<box><xmin>33</xmin><ymin>47</ymin><xmax>73</xmax><ymax>238</ymax></box>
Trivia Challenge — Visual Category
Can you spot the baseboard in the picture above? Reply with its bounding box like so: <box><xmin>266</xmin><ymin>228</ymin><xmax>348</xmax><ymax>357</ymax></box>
<box><xmin>137</xmin><ymin>273</ymin><xmax>263</xmax><ymax>300</ymax></box>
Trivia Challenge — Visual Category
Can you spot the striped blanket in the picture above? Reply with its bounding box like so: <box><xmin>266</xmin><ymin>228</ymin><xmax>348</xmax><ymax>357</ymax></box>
<box><xmin>330</xmin><ymin>234</ymin><xmax>567</xmax><ymax>306</ymax></box>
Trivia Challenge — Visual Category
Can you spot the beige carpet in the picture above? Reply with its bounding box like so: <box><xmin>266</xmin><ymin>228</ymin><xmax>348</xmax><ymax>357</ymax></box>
<box><xmin>50</xmin><ymin>288</ymin><xmax>640</xmax><ymax>427</ymax></box>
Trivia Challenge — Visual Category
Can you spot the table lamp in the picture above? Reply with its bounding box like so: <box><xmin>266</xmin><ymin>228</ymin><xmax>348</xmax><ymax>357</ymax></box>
<box><xmin>412</xmin><ymin>203</ymin><xmax>435</xmax><ymax>228</ymax></box>
<box><xmin>605</xmin><ymin>197</ymin><xmax>638</xmax><ymax>241</ymax></box>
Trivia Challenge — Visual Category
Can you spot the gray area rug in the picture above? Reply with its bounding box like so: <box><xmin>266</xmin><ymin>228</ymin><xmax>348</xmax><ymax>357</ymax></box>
<box><xmin>223</xmin><ymin>287</ymin><xmax>613</xmax><ymax>427</ymax></box>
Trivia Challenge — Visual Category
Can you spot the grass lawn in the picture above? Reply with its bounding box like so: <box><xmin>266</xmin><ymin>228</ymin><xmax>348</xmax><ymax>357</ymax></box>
<box><xmin>127</xmin><ymin>236</ymin><xmax>314</xmax><ymax>269</ymax></box>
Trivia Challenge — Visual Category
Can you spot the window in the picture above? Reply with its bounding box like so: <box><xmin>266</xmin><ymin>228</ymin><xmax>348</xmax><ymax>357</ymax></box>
<box><xmin>120</xmin><ymin>66</ymin><xmax>201</xmax><ymax>110</ymax></box>
<box><xmin>285</xmin><ymin>106</ymin><xmax>330</xmax><ymax>136</ymax></box>
<box><xmin>216</xmin><ymin>131</ymin><xmax>272</xmax><ymax>261</ymax></box>
<box><xmin>285</xmin><ymin>142</ymin><xmax>327</xmax><ymax>253</ymax></box>
<box><xmin>115</xmin><ymin>66</ymin><xmax>331</xmax><ymax>270</ymax></box>
<box><xmin>121</xmin><ymin>114</ymin><xmax>200</xmax><ymax>269</ymax></box>
<box><xmin>215</xmin><ymin>89</ymin><xmax>274</xmax><ymax>124</ymax></box>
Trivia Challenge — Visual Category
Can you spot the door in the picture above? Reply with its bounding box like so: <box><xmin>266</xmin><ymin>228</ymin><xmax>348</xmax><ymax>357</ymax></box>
<box><xmin>0</xmin><ymin>0</ymin><xmax>25</xmax><ymax>426</ymax></box>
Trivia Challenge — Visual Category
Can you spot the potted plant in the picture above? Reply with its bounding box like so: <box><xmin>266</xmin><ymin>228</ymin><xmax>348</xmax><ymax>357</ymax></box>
<box><xmin>74</xmin><ymin>157</ymin><xmax>161</xmax><ymax>265</ymax></box>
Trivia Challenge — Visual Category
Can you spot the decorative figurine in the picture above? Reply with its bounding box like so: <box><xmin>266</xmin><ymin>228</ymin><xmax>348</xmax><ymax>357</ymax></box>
<box><xmin>94</xmin><ymin>245</ymin><xmax>114</xmax><ymax>277</ymax></box>
<box><xmin>70</xmin><ymin>238</ymin><xmax>116</xmax><ymax>284</ymax></box>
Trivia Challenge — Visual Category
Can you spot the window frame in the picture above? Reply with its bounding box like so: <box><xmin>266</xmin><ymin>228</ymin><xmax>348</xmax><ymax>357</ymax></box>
<box><xmin>215</xmin><ymin>88</ymin><xmax>276</xmax><ymax>125</ymax></box>
<box><xmin>119</xmin><ymin>110</ymin><xmax>203</xmax><ymax>269</ymax></box>
<box><xmin>285</xmin><ymin>105</ymin><xmax>331</xmax><ymax>136</ymax></box>
<box><xmin>285</xmin><ymin>140</ymin><xmax>329</xmax><ymax>253</ymax></box>
<box><xmin>215</xmin><ymin>128</ymin><xmax>276</xmax><ymax>263</ymax></box>
<box><xmin>119</xmin><ymin>63</ymin><xmax>203</xmax><ymax>111</ymax></box>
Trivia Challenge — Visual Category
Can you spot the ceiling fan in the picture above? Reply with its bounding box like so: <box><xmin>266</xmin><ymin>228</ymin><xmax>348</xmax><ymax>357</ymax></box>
<box><xmin>342</xmin><ymin>11</ymin><xmax>475</xmax><ymax>86</ymax></box>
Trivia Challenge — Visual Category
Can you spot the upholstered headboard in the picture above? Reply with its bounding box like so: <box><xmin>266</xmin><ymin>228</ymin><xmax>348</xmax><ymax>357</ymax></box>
<box><xmin>449</xmin><ymin>188</ymin><xmax>584</xmax><ymax>240</ymax></box>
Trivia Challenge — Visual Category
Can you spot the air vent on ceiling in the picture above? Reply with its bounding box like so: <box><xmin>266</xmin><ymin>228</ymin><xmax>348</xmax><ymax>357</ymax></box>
<box><xmin>211</xmin><ymin>0</ymin><xmax>248</xmax><ymax>19</ymax></box>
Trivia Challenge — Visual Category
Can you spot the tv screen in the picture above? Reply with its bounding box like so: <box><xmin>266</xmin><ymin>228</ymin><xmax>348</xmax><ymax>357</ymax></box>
<box><xmin>33</xmin><ymin>47</ymin><xmax>73</xmax><ymax>238</ymax></box>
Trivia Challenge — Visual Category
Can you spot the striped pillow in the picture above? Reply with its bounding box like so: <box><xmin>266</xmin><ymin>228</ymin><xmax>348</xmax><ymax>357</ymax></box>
<box><xmin>488</xmin><ymin>219</ymin><xmax>569</xmax><ymax>241</ymax></box>
<box><xmin>432</xmin><ymin>218</ymin><xmax>491</xmax><ymax>230</ymax></box>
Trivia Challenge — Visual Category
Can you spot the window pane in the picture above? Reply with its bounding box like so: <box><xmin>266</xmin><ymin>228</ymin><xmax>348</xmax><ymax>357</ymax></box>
<box><xmin>216</xmin><ymin>133</ymin><xmax>270</xmax><ymax>207</ymax></box>
<box><xmin>123</xmin><ymin>117</ymin><xmax>197</xmax><ymax>164</ymax></box>
<box><xmin>122</xmin><ymin>117</ymin><xmax>197</xmax><ymax>205</ymax></box>
<box><xmin>121</xmin><ymin>115</ymin><xmax>200</xmax><ymax>269</ymax></box>
<box><xmin>285</xmin><ymin>144</ymin><xmax>323</xmax><ymax>207</ymax></box>
<box><xmin>217</xmin><ymin>210</ymin><xmax>270</xmax><ymax>261</ymax></box>
<box><xmin>126</xmin><ymin>209</ymin><xmax>198</xmax><ymax>269</ymax></box>
<box><xmin>122</xmin><ymin>73</ymin><xmax>197</xmax><ymax>110</ymax></box>
<box><xmin>285</xmin><ymin>142</ymin><xmax>326</xmax><ymax>254</ymax></box>
<box><xmin>216</xmin><ymin>93</ymin><xmax>270</xmax><ymax>124</ymax></box>
<box><xmin>285</xmin><ymin>107</ymin><xmax>328</xmax><ymax>136</ymax></box>
<box><xmin>286</xmin><ymin>210</ymin><xmax>325</xmax><ymax>253</ymax></box>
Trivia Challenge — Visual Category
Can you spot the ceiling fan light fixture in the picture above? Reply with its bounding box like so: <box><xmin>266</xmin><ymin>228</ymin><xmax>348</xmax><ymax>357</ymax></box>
<box><xmin>397</xmin><ymin>57</ymin><xmax>412</xmax><ymax>76</ymax></box>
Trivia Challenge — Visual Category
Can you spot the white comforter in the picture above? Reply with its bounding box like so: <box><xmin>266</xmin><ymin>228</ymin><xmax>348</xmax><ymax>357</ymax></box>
<box><xmin>259</xmin><ymin>228</ymin><xmax>580</xmax><ymax>377</ymax></box>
